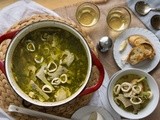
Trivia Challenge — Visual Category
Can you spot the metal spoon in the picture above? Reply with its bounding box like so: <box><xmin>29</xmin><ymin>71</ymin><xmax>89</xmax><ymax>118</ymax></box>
<box><xmin>97</xmin><ymin>36</ymin><xmax>112</xmax><ymax>52</ymax></box>
<box><xmin>151</xmin><ymin>15</ymin><xmax>160</xmax><ymax>30</ymax></box>
<box><xmin>135</xmin><ymin>1</ymin><xmax>160</xmax><ymax>16</ymax></box>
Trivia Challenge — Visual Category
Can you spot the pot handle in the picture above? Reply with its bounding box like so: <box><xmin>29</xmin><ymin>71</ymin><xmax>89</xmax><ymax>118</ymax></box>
<box><xmin>0</xmin><ymin>30</ymin><xmax>19</xmax><ymax>44</ymax></box>
<box><xmin>79</xmin><ymin>51</ymin><xmax>105</xmax><ymax>96</ymax></box>
<box><xmin>0</xmin><ymin>30</ymin><xmax>19</xmax><ymax>73</ymax></box>
<box><xmin>0</xmin><ymin>61</ymin><xmax>5</xmax><ymax>74</ymax></box>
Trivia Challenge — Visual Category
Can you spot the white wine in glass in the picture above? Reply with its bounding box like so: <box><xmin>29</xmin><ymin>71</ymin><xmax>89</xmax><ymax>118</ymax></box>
<box><xmin>76</xmin><ymin>2</ymin><xmax>100</xmax><ymax>27</ymax></box>
<box><xmin>107</xmin><ymin>7</ymin><xmax>131</xmax><ymax>31</ymax></box>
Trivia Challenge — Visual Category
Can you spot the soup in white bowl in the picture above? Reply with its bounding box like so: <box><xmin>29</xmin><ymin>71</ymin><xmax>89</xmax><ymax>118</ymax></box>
<box><xmin>107</xmin><ymin>68</ymin><xmax>159</xmax><ymax>119</ymax></box>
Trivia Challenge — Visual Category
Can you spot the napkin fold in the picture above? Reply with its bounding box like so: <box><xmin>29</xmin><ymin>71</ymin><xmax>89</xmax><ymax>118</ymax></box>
<box><xmin>127</xmin><ymin>0</ymin><xmax>160</xmax><ymax>40</ymax></box>
<box><xmin>0</xmin><ymin>108</ymin><xmax>14</xmax><ymax>120</ymax></box>
<box><xmin>89</xmin><ymin>70</ymin><xmax>121</xmax><ymax>120</ymax></box>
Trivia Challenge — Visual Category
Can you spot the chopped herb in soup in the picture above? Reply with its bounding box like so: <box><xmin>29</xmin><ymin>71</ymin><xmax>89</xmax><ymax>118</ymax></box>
<box><xmin>11</xmin><ymin>27</ymin><xmax>88</xmax><ymax>102</ymax></box>
<box><xmin>113</xmin><ymin>74</ymin><xmax>152</xmax><ymax>114</ymax></box>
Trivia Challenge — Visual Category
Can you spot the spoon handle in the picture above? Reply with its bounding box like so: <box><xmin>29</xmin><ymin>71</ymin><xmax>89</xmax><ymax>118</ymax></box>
<box><xmin>8</xmin><ymin>105</ymin><xmax>71</xmax><ymax>120</ymax></box>
<box><xmin>152</xmin><ymin>8</ymin><xmax>160</xmax><ymax>11</ymax></box>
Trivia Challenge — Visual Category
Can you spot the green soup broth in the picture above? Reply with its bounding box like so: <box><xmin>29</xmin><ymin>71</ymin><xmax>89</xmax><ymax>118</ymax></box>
<box><xmin>11</xmin><ymin>27</ymin><xmax>89</xmax><ymax>102</ymax></box>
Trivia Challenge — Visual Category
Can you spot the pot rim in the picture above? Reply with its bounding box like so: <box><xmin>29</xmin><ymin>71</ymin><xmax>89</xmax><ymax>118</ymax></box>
<box><xmin>5</xmin><ymin>20</ymin><xmax>92</xmax><ymax>106</ymax></box>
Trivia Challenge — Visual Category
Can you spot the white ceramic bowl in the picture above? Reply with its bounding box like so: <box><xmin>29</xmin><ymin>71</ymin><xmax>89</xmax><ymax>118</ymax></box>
<box><xmin>107</xmin><ymin>68</ymin><xmax>159</xmax><ymax>119</ymax></box>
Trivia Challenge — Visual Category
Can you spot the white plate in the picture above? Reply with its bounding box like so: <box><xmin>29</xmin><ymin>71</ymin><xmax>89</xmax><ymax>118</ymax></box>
<box><xmin>113</xmin><ymin>27</ymin><xmax>160</xmax><ymax>72</ymax></box>
<box><xmin>71</xmin><ymin>106</ymin><xmax>114</xmax><ymax>120</ymax></box>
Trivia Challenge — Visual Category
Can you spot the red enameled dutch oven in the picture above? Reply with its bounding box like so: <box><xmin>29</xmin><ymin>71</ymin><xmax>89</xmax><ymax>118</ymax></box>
<box><xmin>0</xmin><ymin>21</ymin><xmax>104</xmax><ymax>107</ymax></box>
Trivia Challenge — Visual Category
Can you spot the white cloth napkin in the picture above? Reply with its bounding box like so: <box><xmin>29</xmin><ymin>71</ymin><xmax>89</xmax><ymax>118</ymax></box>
<box><xmin>0</xmin><ymin>108</ymin><xmax>14</xmax><ymax>120</ymax></box>
<box><xmin>0</xmin><ymin>1</ymin><xmax>122</xmax><ymax>120</ymax></box>
<box><xmin>127</xmin><ymin>0</ymin><xmax>160</xmax><ymax>40</ymax></box>
<box><xmin>88</xmin><ymin>70</ymin><xmax>122</xmax><ymax>120</ymax></box>
<box><xmin>0</xmin><ymin>0</ymin><xmax>59</xmax><ymax>35</ymax></box>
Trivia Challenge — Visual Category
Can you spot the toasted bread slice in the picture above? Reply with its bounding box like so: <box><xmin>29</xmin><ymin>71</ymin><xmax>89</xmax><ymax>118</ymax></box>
<box><xmin>127</xmin><ymin>43</ymin><xmax>155</xmax><ymax>65</ymax></box>
<box><xmin>128</xmin><ymin>35</ymin><xmax>141</xmax><ymax>46</ymax></box>
<box><xmin>143</xmin><ymin>43</ymin><xmax>155</xmax><ymax>59</ymax></box>
<box><xmin>128</xmin><ymin>35</ymin><xmax>149</xmax><ymax>47</ymax></box>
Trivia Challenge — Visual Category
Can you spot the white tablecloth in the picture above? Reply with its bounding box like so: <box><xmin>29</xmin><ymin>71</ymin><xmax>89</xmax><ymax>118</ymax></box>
<box><xmin>0</xmin><ymin>0</ymin><xmax>59</xmax><ymax>35</ymax></box>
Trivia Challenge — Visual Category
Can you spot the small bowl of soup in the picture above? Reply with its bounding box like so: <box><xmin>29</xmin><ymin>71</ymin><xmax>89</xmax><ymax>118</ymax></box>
<box><xmin>107</xmin><ymin>68</ymin><xmax>159</xmax><ymax>119</ymax></box>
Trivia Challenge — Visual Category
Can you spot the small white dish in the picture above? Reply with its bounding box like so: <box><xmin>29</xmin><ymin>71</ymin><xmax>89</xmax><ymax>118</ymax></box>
<box><xmin>107</xmin><ymin>68</ymin><xmax>159</xmax><ymax>119</ymax></box>
<box><xmin>71</xmin><ymin>106</ymin><xmax>114</xmax><ymax>120</ymax></box>
<box><xmin>113</xmin><ymin>27</ymin><xmax>160</xmax><ymax>72</ymax></box>
<box><xmin>88</xmin><ymin>111</ymin><xmax>104</xmax><ymax>120</ymax></box>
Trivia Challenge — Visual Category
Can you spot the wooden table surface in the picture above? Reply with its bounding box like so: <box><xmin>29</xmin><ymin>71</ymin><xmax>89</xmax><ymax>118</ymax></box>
<box><xmin>0</xmin><ymin>0</ymin><xmax>159</xmax><ymax>120</ymax></box>
<box><xmin>0</xmin><ymin>0</ymin><xmax>106</xmax><ymax>9</ymax></box>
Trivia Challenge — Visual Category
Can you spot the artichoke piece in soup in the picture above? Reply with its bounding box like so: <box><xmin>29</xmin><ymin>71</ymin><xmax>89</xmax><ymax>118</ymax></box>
<box><xmin>29</xmin><ymin>80</ymin><xmax>50</xmax><ymax>102</ymax></box>
<box><xmin>54</xmin><ymin>86</ymin><xmax>71</xmax><ymax>101</ymax></box>
<box><xmin>60</xmin><ymin>50</ymin><xmax>75</xmax><ymax>66</ymax></box>
<box><xmin>11</xmin><ymin>27</ymin><xmax>89</xmax><ymax>102</ymax></box>
<box><xmin>113</xmin><ymin>74</ymin><xmax>152</xmax><ymax>114</ymax></box>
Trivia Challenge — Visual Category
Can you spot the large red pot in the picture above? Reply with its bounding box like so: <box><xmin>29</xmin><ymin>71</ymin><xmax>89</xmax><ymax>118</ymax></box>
<box><xmin>0</xmin><ymin>20</ymin><xmax>104</xmax><ymax>106</ymax></box>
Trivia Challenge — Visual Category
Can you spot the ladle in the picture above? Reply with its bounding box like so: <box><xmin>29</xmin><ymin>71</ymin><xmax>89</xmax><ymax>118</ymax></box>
<box><xmin>8</xmin><ymin>105</ymin><xmax>104</xmax><ymax>120</ymax></box>
<box><xmin>8</xmin><ymin>105</ymin><xmax>71</xmax><ymax>120</ymax></box>
<box><xmin>135</xmin><ymin>1</ymin><xmax>160</xmax><ymax>16</ymax></box>
<box><xmin>151</xmin><ymin>15</ymin><xmax>160</xmax><ymax>30</ymax></box>
<box><xmin>97</xmin><ymin>36</ymin><xmax>112</xmax><ymax>52</ymax></box>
